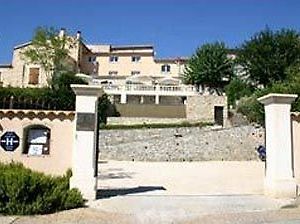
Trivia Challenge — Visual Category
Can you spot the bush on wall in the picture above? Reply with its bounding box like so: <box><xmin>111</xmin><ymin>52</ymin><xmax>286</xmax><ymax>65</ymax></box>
<box><xmin>0</xmin><ymin>163</ymin><xmax>84</xmax><ymax>215</ymax></box>
<box><xmin>225</xmin><ymin>78</ymin><xmax>254</xmax><ymax>108</ymax></box>
<box><xmin>237</xmin><ymin>78</ymin><xmax>300</xmax><ymax>125</ymax></box>
<box><xmin>0</xmin><ymin>72</ymin><xmax>87</xmax><ymax>111</ymax></box>
<box><xmin>98</xmin><ymin>94</ymin><xmax>120</xmax><ymax>126</ymax></box>
<box><xmin>0</xmin><ymin>75</ymin><xmax>119</xmax><ymax>126</ymax></box>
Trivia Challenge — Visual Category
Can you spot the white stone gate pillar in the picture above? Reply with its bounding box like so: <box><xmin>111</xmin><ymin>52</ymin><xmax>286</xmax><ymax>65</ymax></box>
<box><xmin>258</xmin><ymin>93</ymin><xmax>297</xmax><ymax>198</ymax></box>
<box><xmin>70</xmin><ymin>84</ymin><xmax>103</xmax><ymax>200</ymax></box>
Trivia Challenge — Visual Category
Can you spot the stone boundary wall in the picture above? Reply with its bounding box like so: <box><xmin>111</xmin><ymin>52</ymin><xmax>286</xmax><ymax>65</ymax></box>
<box><xmin>99</xmin><ymin>125</ymin><xmax>265</xmax><ymax>161</ymax></box>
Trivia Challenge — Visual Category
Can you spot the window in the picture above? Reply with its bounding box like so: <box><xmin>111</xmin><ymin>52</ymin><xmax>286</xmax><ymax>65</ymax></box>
<box><xmin>131</xmin><ymin>56</ymin><xmax>141</xmax><ymax>62</ymax></box>
<box><xmin>109</xmin><ymin>56</ymin><xmax>118</xmax><ymax>63</ymax></box>
<box><xmin>23</xmin><ymin>125</ymin><xmax>50</xmax><ymax>156</ymax></box>
<box><xmin>161</xmin><ymin>64</ymin><xmax>171</xmax><ymax>73</ymax></box>
<box><xmin>131</xmin><ymin>71</ymin><xmax>141</xmax><ymax>76</ymax></box>
<box><xmin>28</xmin><ymin>68</ymin><xmax>40</xmax><ymax>85</ymax></box>
<box><xmin>108</xmin><ymin>71</ymin><xmax>118</xmax><ymax>76</ymax></box>
<box><xmin>88</xmin><ymin>56</ymin><xmax>96</xmax><ymax>62</ymax></box>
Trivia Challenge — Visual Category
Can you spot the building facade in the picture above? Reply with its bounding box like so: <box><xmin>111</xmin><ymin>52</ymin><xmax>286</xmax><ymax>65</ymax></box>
<box><xmin>0</xmin><ymin>29</ymin><xmax>228</xmax><ymax>125</ymax></box>
<box><xmin>0</xmin><ymin>29</ymin><xmax>187</xmax><ymax>88</ymax></box>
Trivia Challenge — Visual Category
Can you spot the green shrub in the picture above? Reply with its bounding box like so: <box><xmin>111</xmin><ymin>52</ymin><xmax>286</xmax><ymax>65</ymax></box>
<box><xmin>0</xmin><ymin>163</ymin><xmax>84</xmax><ymax>215</ymax></box>
<box><xmin>236</xmin><ymin>96</ymin><xmax>264</xmax><ymax>124</ymax></box>
<box><xmin>225</xmin><ymin>78</ymin><xmax>254</xmax><ymax>107</ymax></box>
<box><xmin>98</xmin><ymin>94</ymin><xmax>120</xmax><ymax>125</ymax></box>
<box><xmin>236</xmin><ymin>61</ymin><xmax>300</xmax><ymax>124</ymax></box>
<box><xmin>236</xmin><ymin>80</ymin><xmax>300</xmax><ymax>125</ymax></box>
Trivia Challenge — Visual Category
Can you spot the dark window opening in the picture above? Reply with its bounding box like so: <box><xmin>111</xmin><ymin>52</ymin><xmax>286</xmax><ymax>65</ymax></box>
<box><xmin>161</xmin><ymin>64</ymin><xmax>171</xmax><ymax>73</ymax></box>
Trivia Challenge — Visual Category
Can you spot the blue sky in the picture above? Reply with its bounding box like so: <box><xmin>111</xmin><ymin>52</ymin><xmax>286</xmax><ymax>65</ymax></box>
<box><xmin>0</xmin><ymin>0</ymin><xmax>299</xmax><ymax>63</ymax></box>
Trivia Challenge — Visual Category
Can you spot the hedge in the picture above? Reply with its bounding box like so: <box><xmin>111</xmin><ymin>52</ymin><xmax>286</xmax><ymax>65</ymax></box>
<box><xmin>0</xmin><ymin>72</ymin><xmax>87</xmax><ymax>111</ymax></box>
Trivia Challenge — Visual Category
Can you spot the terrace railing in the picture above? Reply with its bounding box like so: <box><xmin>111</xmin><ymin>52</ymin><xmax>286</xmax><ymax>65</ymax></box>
<box><xmin>103</xmin><ymin>84</ymin><xmax>197</xmax><ymax>93</ymax></box>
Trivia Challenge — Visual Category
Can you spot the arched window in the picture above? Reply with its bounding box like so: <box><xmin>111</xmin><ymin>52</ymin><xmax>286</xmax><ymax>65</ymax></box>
<box><xmin>23</xmin><ymin>125</ymin><xmax>51</xmax><ymax>156</ymax></box>
<box><xmin>161</xmin><ymin>64</ymin><xmax>171</xmax><ymax>73</ymax></box>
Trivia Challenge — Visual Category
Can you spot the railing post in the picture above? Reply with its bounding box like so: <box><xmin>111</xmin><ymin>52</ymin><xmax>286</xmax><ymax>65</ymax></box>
<box><xmin>155</xmin><ymin>84</ymin><xmax>160</xmax><ymax>104</ymax></box>
<box><xmin>258</xmin><ymin>93</ymin><xmax>298</xmax><ymax>198</ymax></box>
<box><xmin>120</xmin><ymin>85</ymin><xmax>127</xmax><ymax>104</ymax></box>
<box><xmin>140</xmin><ymin>96</ymin><xmax>144</xmax><ymax>104</ymax></box>
<box><xmin>9</xmin><ymin>96</ymin><xmax>14</xmax><ymax>109</ymax></box>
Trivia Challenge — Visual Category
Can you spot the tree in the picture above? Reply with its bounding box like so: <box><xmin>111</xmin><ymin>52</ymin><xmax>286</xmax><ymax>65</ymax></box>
<box><xmin>50</xmin><ymin>72</ymin><xmax>87</xmax><ymax>110</ymax></box>
<box><xmin>183</xmin><ymin>42</ymin><xmax>234</xmax><ymax>93</ymax></box>
<box><xmin>21</xmin><ymin>27</ymin><xmax>76</xmax><ymax>85</ymax></box>
<box><xmin>238</xmin><ymin>28</ymin><xmax>300</xmax><ymax>87</ymax></box>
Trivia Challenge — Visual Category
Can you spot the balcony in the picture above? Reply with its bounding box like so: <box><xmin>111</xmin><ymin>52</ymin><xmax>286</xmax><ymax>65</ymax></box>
<box><xmin>102</xmin><ymin>84</ymin><xmax>198</xmax><ymax>97</ymax></box>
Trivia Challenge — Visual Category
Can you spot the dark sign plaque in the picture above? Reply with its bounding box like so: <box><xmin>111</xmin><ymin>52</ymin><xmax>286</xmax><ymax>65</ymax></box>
<box><xmin>1</xmin><ymin>131</ymin><xmax>20</xmax><ymax>151</ymax></box>
<box><xmin>76</xmin><ymin>113</ymin><xmax>96</xmax><ymax>131</ymax></box>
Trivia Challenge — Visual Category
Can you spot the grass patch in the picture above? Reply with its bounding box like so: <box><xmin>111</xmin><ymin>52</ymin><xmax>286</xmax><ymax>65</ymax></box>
<box><xmin>102</xmin><ymin>121</ymin><xmax>213</xmax><ymax>130</ymax></box>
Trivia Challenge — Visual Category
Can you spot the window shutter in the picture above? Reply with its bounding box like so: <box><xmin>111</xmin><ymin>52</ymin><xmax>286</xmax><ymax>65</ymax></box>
<box><xmin>28</xmin><ymin>68</ymin><xmax>39</xmax><ymax>85</ymax></box>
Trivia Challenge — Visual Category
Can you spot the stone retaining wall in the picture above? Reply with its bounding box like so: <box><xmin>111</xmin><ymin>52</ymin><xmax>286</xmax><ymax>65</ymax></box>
<box><xmin>99</xmin><ymin>125</ymin><xmax>265</xmax><ymax>161</ymax></box>
<box><xmin>115</xmin><ymin>104</ymin><xmax>186</xmax><ymax>118</ymax></box>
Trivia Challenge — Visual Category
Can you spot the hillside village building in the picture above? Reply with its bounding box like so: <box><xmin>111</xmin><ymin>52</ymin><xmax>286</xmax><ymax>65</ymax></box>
<box><xmin>0</xmin><ymin>29</ymin><xmax>228</xmax><ymax>125</ymax></box>
<box><xmin>0</xmin><ymin>30</ymin><xmax>188</xmax><ymax>88</ymax></box>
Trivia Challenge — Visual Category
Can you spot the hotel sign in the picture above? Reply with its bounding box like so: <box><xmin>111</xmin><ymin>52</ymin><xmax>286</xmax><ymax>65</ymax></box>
<box><xmin>1</xmin><ymin>131</ymin><xmax>20</xmax><ymax>152</ymax></box>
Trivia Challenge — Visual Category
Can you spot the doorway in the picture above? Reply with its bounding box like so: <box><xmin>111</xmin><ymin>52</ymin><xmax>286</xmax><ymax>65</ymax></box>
<box><xmin>214</xmin><ymin>106</ymin><xmax>224</xmax><ymax>126</ymax></box>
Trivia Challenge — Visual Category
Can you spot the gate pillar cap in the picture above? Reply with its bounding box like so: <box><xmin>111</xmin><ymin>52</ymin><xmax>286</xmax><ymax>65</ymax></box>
<box><xmin>71</xmin><ymin>84</ymin><xmax>104</xmax><ymax>97</ymax></box>
<box><xmin>258</xmin><ymin>93</ymin><xmax>298</xmax><ymax>106</ymax></box>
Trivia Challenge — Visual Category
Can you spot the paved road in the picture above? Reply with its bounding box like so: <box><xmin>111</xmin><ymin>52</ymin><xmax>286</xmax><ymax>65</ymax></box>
<box><xmin>2</xmin><ymin>201</ymin><xmax>300</xmax><ymax>224</ymax></box>
<box><xmin>89</xmin><ymin>194</ymin><xmax>294</xmax><ymax>223</ymax></box>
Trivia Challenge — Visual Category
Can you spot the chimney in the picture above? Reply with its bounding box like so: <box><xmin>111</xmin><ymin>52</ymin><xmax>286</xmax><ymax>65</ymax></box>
<box><xmin>59</xmin><ymin>28</ymin><xmax>66</xmax><ymax>38</ymax></box>
<box><xmin>76</xmin><ymin>31</ymin><xmax>81</xmax><ymax>40</ymax></box>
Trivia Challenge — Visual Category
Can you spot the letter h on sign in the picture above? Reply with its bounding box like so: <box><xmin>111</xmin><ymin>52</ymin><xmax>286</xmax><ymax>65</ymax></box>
<box><xmin>6</xmin><ymin>138</ymin><xmax>14</xmax><ymax>146</ymax></box>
